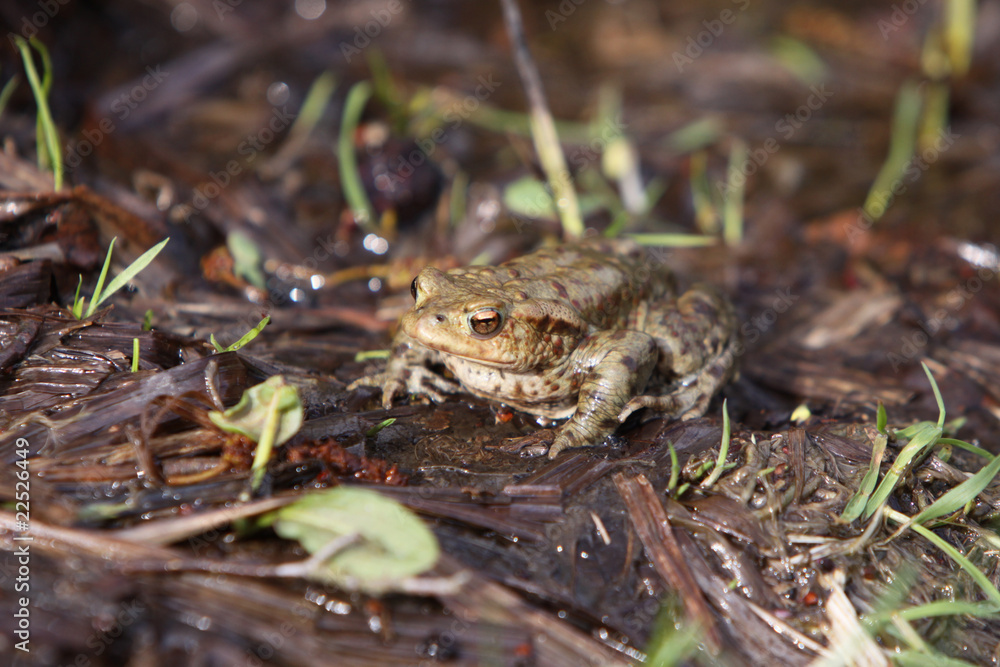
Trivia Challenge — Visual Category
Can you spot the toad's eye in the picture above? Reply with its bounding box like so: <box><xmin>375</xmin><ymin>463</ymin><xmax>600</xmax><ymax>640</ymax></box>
<box><xmin>410</xmin><ymin>277</ymin><xmax>418</xmax><ymax>301</ymax></box>
<box><xmin>468</xmin><ymin>308</ymin><xmax>503</xmax><ymax>338</ymax></box>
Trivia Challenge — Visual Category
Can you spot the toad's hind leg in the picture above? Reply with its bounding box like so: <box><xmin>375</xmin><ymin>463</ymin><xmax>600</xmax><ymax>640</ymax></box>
<box><xmin>546</xmin><ymin>330</ymin><xmax>659</xmax><ymax>459</ymax></box>
<box><xmin>619</xmin><ymin>284</ymin><xmax>738</xmax><ymax>423</ymax></box>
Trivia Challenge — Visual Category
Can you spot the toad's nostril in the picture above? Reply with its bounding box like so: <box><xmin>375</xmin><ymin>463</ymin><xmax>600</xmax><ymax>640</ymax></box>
<box><xmin>435</xmin><ymin>314</ymin><xmax>446</xmax><ymax>323</ymax></box>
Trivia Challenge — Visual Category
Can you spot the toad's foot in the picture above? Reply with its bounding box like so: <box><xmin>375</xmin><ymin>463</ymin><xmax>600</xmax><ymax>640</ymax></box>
<box><xmin>348</xmin><ymin>366</ymin><xmax>461</xmax><ymax>408</ymax></box>
<box><xmin>496</xmin><ymin>429</ymin><xmax>556</xmax><ymax>458</ymax></box>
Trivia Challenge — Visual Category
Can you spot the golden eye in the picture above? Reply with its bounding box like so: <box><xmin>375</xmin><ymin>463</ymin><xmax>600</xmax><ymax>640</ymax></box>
<box><xmin>410</xmin><ymin>277</ymin><xmax>418</xmax><ymax>300</ymax></box>
<box><xmin>468</xmin><ymin>308</ymin><xmax>503</xmax><ymax>338</ymax></box>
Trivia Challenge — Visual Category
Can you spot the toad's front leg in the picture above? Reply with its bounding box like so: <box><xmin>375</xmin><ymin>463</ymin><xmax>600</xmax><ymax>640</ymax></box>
<box><xmin>348</xmin><ymin>331</ymin><xmax>461</xmax><ymax>406</ymax></box>
<box><xmin>547</xmin><ymin>330</ymin><xmax>659</xmax><ymax>458</ymax></box>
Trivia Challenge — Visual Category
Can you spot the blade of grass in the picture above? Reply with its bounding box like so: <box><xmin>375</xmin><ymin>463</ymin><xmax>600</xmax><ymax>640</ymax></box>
<box><xmin>911</xmin><ymin>452</ymin><xmax>1000</xmax><ymax>526</ymax></box>
<box><xmin>700</xmin><ymin>400</ymin><xmax>730</xmax><ymax>489</ymax></box>
<box><xmin>840</xmin><ymin>431</ymin><xmax>887</xmax><ymax>522</ymax></box>
<box><xmin>876</xmin><ymin>401</ymin><xmax>888</xmax><ymax>434</ymax></box>
<box><xmin>862</xmin><ymin>80</ymin><xmax>921</xmax><ymax>222</ymax></box>
<box><xmin>0</xmin><ymin>75</ymin><xmax>19</xmax><ymax>117</ymax></box>
<box><xmin>722</xmin><ymin>139</ymin><xmax>746</xmax><ymax>246</ymax></box>
<box><xmin>131</xmin><ymin>338</ymin><xmax>140</xmax><ymax>372</ymax></box>
<box><xmin>85</xmin><ymin>237</ymin><xmax>116</xmax><ymax>319</ymax></box>
<box><xmin>71</xmin><ymin>275</ymin><xmax>84</xmax><ymax>319</ymax></box>
<box><xmin>449</xmin><ymin>169</ymin><xmax>468</xmax><ymax>227</ymax></box>
<box><xmin>885</xmin><ymin>507</ymin><xmax>1000</xmax><ymax>607</ymax></box>
<box><xmin>944</xmin><ymin>0</ymin><xmax>975</xmax><ymax>76</ymax></box>
<box><xmin>921</xmin><ymin>361</ymin><xmax>946</xmax><ymax>428</ymax></box>
<box><xmin>87</xmin><ymin>237</ymin><xmax>169</xmax><ymax>317</ymax></box>
<box><xmin>867</xmin><ymin>600</ymin><xmax>999</xmax><ymax>624</ymax></box>
<box><xmin>220</xmin><ymin>316</ymin><xmax>270</xmax><ymax>352</ymax></box>
<box><xmin>499</xmin><ymin>0</ymin><xmax>582</xmax><ymax>239</ymax></box>
<box><xmin>666</xmin><ymin>440</ymin><xmax>680</xmax><ymax>494</ymax></box>
<box><xmin>627</xmin><ymin>233</ymin><xmax>718</xmax><ymax>248</ymax></box>
<box><xmin>689</xmin><ymin>151</ymin><xmax>718</xmax><ymax>234</ymax></box>
<box><xmin>893</xmin><ymin>650</ymin><xmax>982</xmax><ymax>667</ymax></box>
<box><xmin>863</xmin><ymin>422</ymin><xmax>941</xmax><ymax>519</ymax></box>
<box><xmin>338</xmin><ymin>81</ymin><xmax>376</xmax><ymax>232</ymax></box>
<box><xmin>936</xmin><ymin>438</ymin><xmax>994</xmax><ymax>461</ymax></box>
<box><xmin>13</xmin><ymin>37</ymin><xmax>62</xmax><ymax>190</ymax></box>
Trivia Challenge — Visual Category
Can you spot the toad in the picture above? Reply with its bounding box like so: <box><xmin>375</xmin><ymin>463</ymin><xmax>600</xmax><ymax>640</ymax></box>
<box><xmin>350</xmin><ymin>239</ymin><xmax>738</xmax><ymax>458</ymax></box>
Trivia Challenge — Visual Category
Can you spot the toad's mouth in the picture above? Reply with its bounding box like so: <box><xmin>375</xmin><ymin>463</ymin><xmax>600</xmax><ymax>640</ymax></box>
<box><xmin>420</xmin><ymin>341</ymin><xmax>519</xmax><ymax>369</ymax></box>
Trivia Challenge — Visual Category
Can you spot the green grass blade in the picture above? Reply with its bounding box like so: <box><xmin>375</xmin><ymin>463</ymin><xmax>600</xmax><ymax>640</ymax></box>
<box><xmin>722</xmin><ymin>139</ymin><xmax>746</xmax><ymax>246</ymax></box>
<box><xmin>945</xmin><ymin>0</ymin><xmax>975</xmax><ymax>76</ymax></box>
<box><xmin>921</xmin><ymin>361</ymin><xmax>946</xmax><ymax>428</ymax></box>
<box><xmin>0</xmin><ymin>75</ymin><xmax>19</xmax><ymax>117</ymax></box>
<box><xmin>912</xmin><ymin>453</ymin><xmax>1000</xmax><ymax>526</ymax></box>
<box><xmin>867</xmin><ymin>600</ymin><xmax>999</xmax><ymax>624</ymax></box>
<box><xmin>667</xmin><ymin>440</ymin><xmax>680</xmax><ymax>494</ymax></box>
<box><xmin>85</xmin><ymin>237</ymin><xmax>116</xmax><ymax>318</ymax></box>
<box><xmin>338</xmin><ymin>81</ymin><xmax>376</xmax><ymax>231</ymax></box>
<box><xmin>862</xmin><ymin>80</ymin><xmax>921</xmax><ymax>222</ymax></box>
<box><xmin>626</xmin><ymin>233</ymin><xmax>718</xmax><ymax>248</ymax></box>
<box><xmin>876</xmin><ymin>401</ymin><xmax>888</xmax><ymax>434</ymax></box>
<box><xmin>841</xmin><ymin>432</ymin><xmax>887</xmax><ymax>522</ymax></box>
<box><xmin>223</xmin><ymin>316</ymin><xmax>271</xmax><ymax>352</ymax></box>
<box><xmin>893</xmin><ymin>651</ymin><xmax>982</xmax><ymax>667</ymax></box>
<box><xmin>700</xmin><ymin>399</ymin><xmax>730</xmax><ymax>489</ymax></box>
<box><xmin>87</xmin><ymin>237</ymin><xmax>169</xmax><ymax>316</ymax></box>
<box><xmin>886</xmin><ymin>507</ymin><xmax>1000</xmax><ymax>607</ymax></box>
<box><xmin>132</xmin><ymin>338</ymin><xmax>140</xmax><ymax>372</ymax></box>
<box><xmin>936</xmin><ymin>438</ymin><xmax>994</xmax><ymax>461</ymax></box>
<box><xmin>864</xmin><ymin>423</ymin><xmax>942</xmax><ymax>519</ymax></box>
<box><xmin>71</xmin><ymin>274</ymin><xmax>84</xmax><ymax>319</ymax></box>
<box><xmin>14</xmin><ymin>37</ymin><xmax>62</xmax><ymax>190</ymax></box>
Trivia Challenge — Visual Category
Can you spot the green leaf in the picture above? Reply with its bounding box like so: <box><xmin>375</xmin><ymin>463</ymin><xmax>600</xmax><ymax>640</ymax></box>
<box><xmin>209</xmin><ymin>375</ymin><xmax>302</xmax><ymax>444</ymax></box>
<box><xmin>912</xmin><ymin>452</ymin><xmax>1000</xmax><ymax>525</ymax></box>
<box><xmin>86</xmin><ymin>237</ymin><xmax>116</xmax><ymax>318</ymax></box>
<box><xmin>227</xmin><ymin>231</ymin><xmax>265</xmax><ymax>289</ymax></box>
<box><xmin>885</xmin><ymin>507</ymin><xmax>1000</xmax><ymax>608</ymax></box>
<box><xmin>71</xmin><ymin>274</ymin><xmax>84</xmax><ymax>319</ymax></box>
<box><xmin>0</xmin><ymin>75</ymin><xmax>19</xmax><ymax>118</ymax></box>
<box><xmin>268</xmin><ymin>487</ymin><xmax>439</xmax><ymax>593</ymax></box>
<box><xmin>366</xmin><ymin>418</ymin><xmax>395</xmax><ymax>437</ymax></box>
<box><xmin>338</xmin><ymin>81</ymin><xmax>375</xmax><ymax>230</ymax></box>
<box><xmin>218</xmin><ymin>316</ymin><xmax>270</xmax><ymax>352</ymax></box>
<box><xmin>700</xmin><ymin>399</ymin><xmax>730</xmax><ymax>489</ymax></box>
<box><xmin>876</xmin><ymin>401</ymin><xmax>888</xmax><ymax>434</ymax></box>
<box><xmin>13</xmin><ymin>37</ymin><xmax>62</xmax><ymax>190</ymax></box>
<box><xmin>921</xmin><ymin>361</ymin><xmax>946</xmax><ymax>428</ymax></box>
<box><xmin>502</xmin><ymin>175</ymin><xmax>605</xmax><ymax>222</ymax></box>
<box><xmin>87</xmin><ymin>237</ymin><xmax>170</xmax><ymax>317</ymax></box>
<box><xmin>626</xmin><ymin>233</ymin><xmax>717</xmax><ymax>248</ymax></box>
<box><xmin>208</xmin><ymin>376</ymin><xmax>303</xmax><ymax>491</ymax></box>
<box><xmin>841</xmin><ymin>431</ymin><xmax>888</xmax><ymax>523</ymax></box>
<box><xmin>864</xmin><ymin>423</ymin><xmax>942</xmax><ymax>519</ymax></box>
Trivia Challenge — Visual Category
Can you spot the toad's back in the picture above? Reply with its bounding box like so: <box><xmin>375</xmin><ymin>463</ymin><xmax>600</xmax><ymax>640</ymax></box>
<box><xmin>446</xmin><ymin>239</ymin><xmax>677</xmax><ymax>330</ymax></box>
